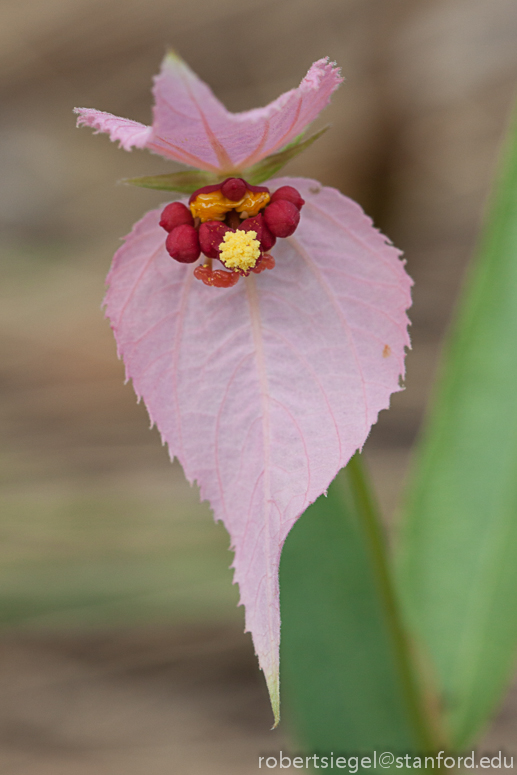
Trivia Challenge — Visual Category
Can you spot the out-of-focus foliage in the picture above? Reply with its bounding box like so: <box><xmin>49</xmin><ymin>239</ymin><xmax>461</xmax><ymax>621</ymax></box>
<box><xmin>397</xmin><ymin>107</ymin><xmax>517</xmax><ymax>748</ymax></box>
<box><xmin>280</xmin><ymin>458</ymin><xmax>438</xmax><ymax>763</ymax></box>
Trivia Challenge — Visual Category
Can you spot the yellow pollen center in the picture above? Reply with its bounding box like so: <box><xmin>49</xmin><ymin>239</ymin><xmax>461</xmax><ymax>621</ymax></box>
<box><xmin>218</xmin><ymin>230</ymin><xmax>261</xmax><ymax>271</ymax></box>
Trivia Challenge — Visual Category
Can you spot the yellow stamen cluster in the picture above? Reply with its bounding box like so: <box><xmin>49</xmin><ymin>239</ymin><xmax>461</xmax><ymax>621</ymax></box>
<box><xmin>218</xmin><ymin>230</ymin><xmax>261</xmax><ymax>272</ymax></box>
<box><xmin>190</xmin><ymin>189</ymin><xmax>270</xmax><ymax>222</ymax></box>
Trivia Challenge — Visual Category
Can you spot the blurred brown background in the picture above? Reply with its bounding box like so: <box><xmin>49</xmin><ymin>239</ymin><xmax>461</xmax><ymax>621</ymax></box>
<box><xmin>1</xmin><ymin>0</ymin><xmax>517</xmax><ymax>772</ymax></box>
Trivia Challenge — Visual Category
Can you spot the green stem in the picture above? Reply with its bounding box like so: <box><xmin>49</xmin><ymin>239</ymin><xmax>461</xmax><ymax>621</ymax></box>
<box><xmin>347</xmin><ymin>454</ymin><xmax>439</xmax><ymax>753</ymax></box>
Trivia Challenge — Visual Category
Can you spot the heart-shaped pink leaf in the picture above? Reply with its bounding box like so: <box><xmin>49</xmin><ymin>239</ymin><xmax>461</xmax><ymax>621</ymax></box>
<box><xmin>105</xmin><ymin>177</ymin><xmax>412</xmax><ymax>724</ymax></box>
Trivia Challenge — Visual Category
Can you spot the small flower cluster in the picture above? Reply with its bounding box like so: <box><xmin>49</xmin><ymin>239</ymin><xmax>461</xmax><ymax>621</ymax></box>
<box><xmin>159</xmin><ymin>178</ymin><xmax>305</xmax><ymax>287</ymax></box>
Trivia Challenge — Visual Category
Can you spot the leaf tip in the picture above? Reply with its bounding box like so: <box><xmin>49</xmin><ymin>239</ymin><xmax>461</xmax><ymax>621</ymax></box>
<box><xmin>265</xmin><ymin>669</ymin><xmax>281</xmax><ymax>728</ymax></box>
<box><xmin>163</xmin><ymin>48</ymin><xmax>184</xmax><ymax>68</ymax></box>
<box><xmin>120</xmin><ymin>176</ymin><xmax>146</xmax><ymax>188</ymax></box>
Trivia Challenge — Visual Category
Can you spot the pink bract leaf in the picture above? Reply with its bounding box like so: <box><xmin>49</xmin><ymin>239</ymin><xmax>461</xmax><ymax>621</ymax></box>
<box><xmin>75</xmin><ymin>54</ymin><xmax>343</xmax><ymax>173</ymax></box>
<box><xmin>104</xmin><ymin>176</ymin><xmax>412</xmax><ymax>724</ymax></box>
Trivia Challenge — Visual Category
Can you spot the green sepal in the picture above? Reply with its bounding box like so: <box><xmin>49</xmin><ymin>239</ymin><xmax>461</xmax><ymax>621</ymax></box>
<box><xmin>123</xmin><ymin>169</ymin><xmax>220</xmax><ymax>194</ymax></box>
<box><xmin>244</xmin><ymin>126</ymin><xmax>330</xmax><ymax>185</ymax></box>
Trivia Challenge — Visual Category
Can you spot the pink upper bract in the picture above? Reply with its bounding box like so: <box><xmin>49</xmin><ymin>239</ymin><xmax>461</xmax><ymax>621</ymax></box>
<box><xmin>74</xmin><ymin>56</ymin><xmax>412</xmax><ymax>726</ymax></box>
<box><xmin>74</xmin><ymin>53</ymin><xmax>343</xmax><ymax>172</ymax></box>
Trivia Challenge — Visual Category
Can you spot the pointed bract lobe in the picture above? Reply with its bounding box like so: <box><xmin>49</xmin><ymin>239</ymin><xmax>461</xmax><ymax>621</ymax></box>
<box><xmin>75</xmin><ymin>55</ymin><xmax>343</xmax><ymax>172</ymax></box>
<box><xmin>104</xmin><ymin>177</ymin><xmax>412</xmax><ymax>722</ymax></box>
<box><xmin>73</xmin><ymin>109</ymin><xmax>153</xmax><ymax>151</ymax></box>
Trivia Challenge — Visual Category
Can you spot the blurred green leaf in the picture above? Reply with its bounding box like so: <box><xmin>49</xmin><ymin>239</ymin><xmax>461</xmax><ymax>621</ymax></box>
<box><xmin>280</xmin><ymin>457</ymin><xmax>438</xmax><ymax>768</ymax></box>
<box><xmin>396</xmin><ymin>106</ymin><xmax>517</xmax><ymax>747</ymax></box>
<box><xmin>123</xmin><ymin>169</ymin><xmax>219</xmax><ymax>193</ymax></box>
<box><xmin>245</xmin><ymin>126</ymin><xmax>329</xmax><ymax>185</ymax></box>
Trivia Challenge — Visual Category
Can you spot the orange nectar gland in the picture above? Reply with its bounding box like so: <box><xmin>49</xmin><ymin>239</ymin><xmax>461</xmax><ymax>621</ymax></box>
<box><xmin>159</xmin><ymin>178</ymin><xmax>305</xmax><ymax>287</ymax></box>
<box><xmin>190</xmin><ymin>187</ymin><xmax>270</xmax><ymax>223</ymax></box>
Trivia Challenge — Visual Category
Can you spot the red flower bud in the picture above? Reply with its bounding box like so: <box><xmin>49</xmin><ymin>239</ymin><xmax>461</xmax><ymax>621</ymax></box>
<box><xmin>240</xmin><ymin>214</ymin><xmax>263</xmax><ymax>242</ymax></box>
<box><xmin>260</xmin><ymin>220</ymin><xmax>276</xmax><ymax>251</ymax></box>
<box><xmin>199</xmin><ymin>221</ymin><xmax>230</xmax><ymax>258</ymax></box>
<box><xmin>159</xmin><ymin>202</ymin><xmax>194</xmax><ymax>232</ymax></box>
<box><xmin>239</xmin><ymin>213</ymin><xmax>276</xmax><ymax>250</ymax></box>
<box><xmin>165</xmin><ymin>224</ymin><xmax>200</xmax><ymax>263</ymax></box>
<box><xmin>221</xmin><ymin>178</ymin><xmax>247</xmax><ymax>201</ymax></box>
<box><xmin>270</xmin><ymin>185</ymin><xmax>305</xmax><ymax>210</ymax></box>
<box><xmin>263</xmin><ymin>200</ymin><xmax>300</xmax><ymax>238</ymax></box>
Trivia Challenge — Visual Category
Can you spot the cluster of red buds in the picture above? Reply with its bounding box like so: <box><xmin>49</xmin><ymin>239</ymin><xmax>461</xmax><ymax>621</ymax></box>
<box><xmin>158</xmin><ymin>178</ymin><xmax>305</xmax><ymax>287</ymax></box>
